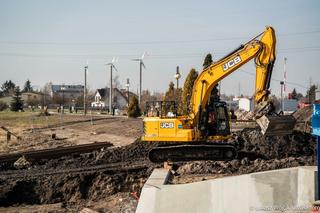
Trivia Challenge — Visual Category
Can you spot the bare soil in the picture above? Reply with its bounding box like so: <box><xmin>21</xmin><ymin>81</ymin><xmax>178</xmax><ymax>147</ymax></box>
<box><xmin>0</xmin><ymin>111</ymin><xmax>317</xmax><ymax>212</ymax></box>
<box><xmin>0</xmin><ymin>115</ymin><xmax>142</xmax><ymax>153</ymax></box>
<box><xmin>0</xmin><ymin>139</ymin><xmax>157</xmax><ymax>212</ymax></box>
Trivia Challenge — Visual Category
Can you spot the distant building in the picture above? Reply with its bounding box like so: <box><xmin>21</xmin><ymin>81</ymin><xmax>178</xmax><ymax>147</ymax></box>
<box><xmin>282</xmin><ymin>99</ymin><xmax>298</xmax><ymax>113</ymax></box>
<box><xmin>316</xmin><ymin>89</ymin><xmax>320</xmax><ymax>101</ymax></box>
<box><xmin>51</xmin><ymin>84</ymin><xmax>84</xmax><ymax>103</ymax></box>
<box><xmin>0</xmin><ymin>91</ymin><xmax>49</xmax><ymax>107</ymax></box>
<box><xmin>22</xmin><ymin>91</ymin><xmax>50</xmax><ymax>106</ymax></box>
<box><xmin>91</xmin><ymin>88</ymin><xmax>133</xmax><ymax>110</ymax></box>
<box><xmin>119</xmin><ymin>88</ymin><xmax>138</xmax><ymax>102</ymax></box>
<box><xmin>238</xmin><ymin>98</ymin><xmax>254</xmax><ymax>112</ymax></box>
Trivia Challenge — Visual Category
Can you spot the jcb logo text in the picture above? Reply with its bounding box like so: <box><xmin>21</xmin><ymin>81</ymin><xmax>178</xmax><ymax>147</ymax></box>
<box><xmin>160</xmin><ymin>122</ymin><xmax>174</xmax><ymax>129</ymax></box>
<box><xmin>223</xmin><ymin>56</ymin><xmax>241</xmax><ymax>71</ymax></box>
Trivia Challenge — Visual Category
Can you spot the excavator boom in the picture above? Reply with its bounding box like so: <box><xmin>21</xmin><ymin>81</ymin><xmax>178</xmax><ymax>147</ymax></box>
<box><xmin>190</xmin><ymin>26</ymin><xmax>295</xmax><ymax>136</ymax></box>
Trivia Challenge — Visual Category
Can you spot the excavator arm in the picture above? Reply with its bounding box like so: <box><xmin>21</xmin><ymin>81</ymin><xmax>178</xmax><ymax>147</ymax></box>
<box><xmin>190</xmin><ymin>26</ymin><xmax>276</xmax><ymax>122</ymax></box>
<box><xmin>190</xmin><ymin>26</ymin><xmax>295</xmax><ymax>135</ymax></box>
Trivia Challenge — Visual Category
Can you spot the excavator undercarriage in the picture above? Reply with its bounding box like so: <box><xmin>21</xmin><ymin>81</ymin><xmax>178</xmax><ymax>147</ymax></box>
<box><xmin>148</xmin><ymin>142</ymin><xmax>236</xmax><ymax>163</ymax></box>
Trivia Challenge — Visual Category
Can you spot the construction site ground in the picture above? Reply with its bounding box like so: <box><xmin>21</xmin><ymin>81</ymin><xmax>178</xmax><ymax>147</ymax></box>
<box><xmin>0</xmin><ymin>108</ymin><xmax>316</xmax><ymax>212</ymax></box>
<box><xmin>0</xmin><ymin>111</ymin><xmax>142</xmax><ymax>153</ymax></box>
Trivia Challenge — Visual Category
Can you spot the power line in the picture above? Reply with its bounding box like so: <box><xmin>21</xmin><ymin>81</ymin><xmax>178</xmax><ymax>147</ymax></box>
<box><xmin>238</xmin><ymin>69</ymin><xmax>309</xmax><ymax>89</ymax></box>
<box><xmin>0</xmin><ymin>30</ymin><xmax>319</xmax><ymax>46</ymax></box>
<box><xmin>0</xmin><ymin>46</ymin><xmax>320</xmax><ymax>59</ymax></box>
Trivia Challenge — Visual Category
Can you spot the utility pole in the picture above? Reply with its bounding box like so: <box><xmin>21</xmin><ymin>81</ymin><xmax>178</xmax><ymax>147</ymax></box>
<box><xmin>139</xmin><ymin>61</ymin><xmax>142</xmax><ymax>105</ymax></box>
<box><xmin>283</xmin><ymin>57</ymin><xmax>287</xmax><ymax>97</ymax></box>
<box><xmin>126</xmin><ymin>78</ymin><xmax>130</xmax><ymax>106</ymax></box>
<box><xmin>84</xmin><ymin>65</ymin><xmax>88</xmax><ymax>115</ymax></box>
<box><xmin>280</xmin><ymin>81</ymin><xmax>284</xmax><ymax>112</ymax></box>
<box><xmin>109</xmin><ymin>65</ymin><xmax>113</xmax><ymax>114</ymax></box>
<box><xmin>61</xmin><ymin>84</ymin><xmax>66</xmax><ymax>114</ymax></box>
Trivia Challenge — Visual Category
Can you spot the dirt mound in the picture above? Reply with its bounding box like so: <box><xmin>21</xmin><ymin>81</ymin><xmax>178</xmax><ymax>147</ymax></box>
<box><xmin>293</xmin><ymin>106</ymin><xmax>312</xmax><ymax>121</ymax></box>
<box><xmin>172</xmin><ymin>128</ymin><xmax>316</xmax><ymax>183</ymax></box>
<box><xmin>0</xmin><ymin>171</ymin><xmax>148</xmax><ymax>210</ymax></box>
<box><xmin>176</xmin><ymin>156</ymin><xmax>313</xmax><ymax>176</ymax></box>
<box><xmin>235</xmin><ymin>128</ymin><xmax>315</xmax><ymax>159</ymax></box>
<box><xmin>0</xmin><ymin>139</ymin><xmax>153</xmax><ymax>171</ymax></box>
<box><xmin>292</xmin><ymin>106</ymin><xmax>312</xmax><ymax>133</ymax></box>
<box><xmin>0</xmin><ymin>139</ymin><xmax>157</xmax><ymax>211</ymax></box>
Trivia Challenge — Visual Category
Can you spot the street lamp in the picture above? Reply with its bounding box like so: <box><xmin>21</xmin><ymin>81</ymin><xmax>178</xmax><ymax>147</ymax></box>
<box><xmin>61</xmin><ymin>84</ymin><xmax>66</xmax><ymax>114</ymax></box>
<box><xmin>174</xmin><ymin>66</ymin><xmax>181</xmax><ymax>90</ymax></box>
<box><xmin>125</xmin><ymin>78</ymin><xmax>130</xmax><ymax>106</ymax></box>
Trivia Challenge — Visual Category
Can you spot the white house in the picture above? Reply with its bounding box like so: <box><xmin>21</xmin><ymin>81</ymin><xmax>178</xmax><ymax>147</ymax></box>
<box><xmin>91</xmin><ymin>88</ymin><xmax>130</xmax><ymax>110</ymax></box>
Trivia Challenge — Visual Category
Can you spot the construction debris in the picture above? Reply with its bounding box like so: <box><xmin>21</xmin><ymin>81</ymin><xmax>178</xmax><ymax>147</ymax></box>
<box><xmin>13</xmin><ymin>156</ymin><xmax>31</xmax><ymax>169</ymax></box>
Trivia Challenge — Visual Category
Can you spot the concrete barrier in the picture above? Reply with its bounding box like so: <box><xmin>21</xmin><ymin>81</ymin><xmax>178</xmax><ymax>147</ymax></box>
<box><xmin>136</xmin><ymin>166</ymin><xmax>316</xmax><ymax>213</ymax></box>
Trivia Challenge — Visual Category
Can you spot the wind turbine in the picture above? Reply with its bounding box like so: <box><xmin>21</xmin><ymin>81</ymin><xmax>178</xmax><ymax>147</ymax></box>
<box><xmin>106</xmin><ymin>57</ymin><xmax>118</xmax><ymax>114</ymax></box>
<box><xmin>132</xmin><ymin>52</ymin><xmax>147</xmax><ymax>105</ymax></box>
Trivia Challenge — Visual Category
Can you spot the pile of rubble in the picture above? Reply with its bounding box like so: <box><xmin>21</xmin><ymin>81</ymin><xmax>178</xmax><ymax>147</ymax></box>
<box><xmin>235</xmin><ymin>128</ymin><xmax>315</xmax><ymax>159</ymax></box>
<box><xmin>234</xmin><ymin>110</ymin><xmax>255</xmax><ymax>120</ymax></box>
<box><xmin>172</xmin><ymin>127</ymin><xmax>316</xmax><ymax>183</ymax></box>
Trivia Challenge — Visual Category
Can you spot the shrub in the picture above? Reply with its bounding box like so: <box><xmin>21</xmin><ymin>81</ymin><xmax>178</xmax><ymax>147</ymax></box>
<box><xmin>0</xmin><ymin>101</ymin><xmax>8</xmax><ymax>111</ymax></box>
<box><xmin>127</xmin><ymin>96</ymin><xmax>141</xmax><ymax>118</ymax></box>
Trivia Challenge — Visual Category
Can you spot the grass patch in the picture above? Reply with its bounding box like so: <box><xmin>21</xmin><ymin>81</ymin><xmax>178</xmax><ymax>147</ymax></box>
<box><xmin>0</xmin><ymin>111</ymin><xmax>85</xmax><ymax>129</ymax></box>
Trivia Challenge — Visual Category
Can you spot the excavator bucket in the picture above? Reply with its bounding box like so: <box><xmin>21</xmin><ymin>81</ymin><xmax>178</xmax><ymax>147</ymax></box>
<box><xmin>256</xmin><ymin>115</ymin><xmax>296</xmax><ymax>136</ymax></box>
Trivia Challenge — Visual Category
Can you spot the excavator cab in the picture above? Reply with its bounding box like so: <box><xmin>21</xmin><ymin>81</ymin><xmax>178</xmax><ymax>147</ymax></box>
<box><xmin>199</xmin><ymin>101</ymin><xmax>231</xmax><ymax>137</ymax></box>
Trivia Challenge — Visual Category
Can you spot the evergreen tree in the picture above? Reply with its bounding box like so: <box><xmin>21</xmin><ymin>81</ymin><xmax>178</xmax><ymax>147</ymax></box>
<box><xmin>127</xmin><ymin>96</ymin><xmax>141</xmax><ymax>118</ymax></box>
<box><xmin>291</xmin><ymin>88</ymin><xmax>297</xmax><ymax>100</ymax></box>
<box><xmin>202</xmin><ymin>53</ymin><xmax>220</xmax><ymax>103</ymax></box>
<box><xmin>203</xmin><ymin>53</ymin><xmax>213</xmax><ymax>68</ymax></box>
<box><xmin>306</xmin><ymin>85</ymin><xmax>317</xmax><ymax>104</ymax></box>
<box><xmin>23</xmin><ymin>79</ymin><xmax>33</xmax><ymax>92</ymax></box>
<box><xmin>163</xmin><ymin>82</ymin><xmax>175</xmax><ymax>101</ymax></box>
<box><xmin>1</xmin><ymin>80</ymin><xmax>16</xmax><ymax>96</ymax></box>
<box><xmin>10</xmin><ymin>86</ymin><xmax>24</xmax><ymax>112</ymax></box>
<box><xmin>181</xmin><ymin>68</ymin><xmax>198</xmax><ymax>114</ymax></box>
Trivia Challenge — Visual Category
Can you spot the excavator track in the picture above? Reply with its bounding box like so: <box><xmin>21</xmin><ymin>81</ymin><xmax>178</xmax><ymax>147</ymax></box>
<box><xmin>148</xmin><ymin>143</ymin><xmax>237</xmax><ymax>163</ymax></box>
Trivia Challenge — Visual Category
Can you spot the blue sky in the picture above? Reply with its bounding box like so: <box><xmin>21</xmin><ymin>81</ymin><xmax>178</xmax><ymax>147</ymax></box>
<box><xmin>0</xmin><ymin>0</ymin><xmax>319</xmax><ymax>97</ymax></box>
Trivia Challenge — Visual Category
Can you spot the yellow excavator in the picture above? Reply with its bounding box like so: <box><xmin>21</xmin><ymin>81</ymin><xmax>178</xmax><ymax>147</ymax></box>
<box><xmin>142</xmin><ymin>26</ymin><xmax>296</xmax><ymax>163</ymax></box>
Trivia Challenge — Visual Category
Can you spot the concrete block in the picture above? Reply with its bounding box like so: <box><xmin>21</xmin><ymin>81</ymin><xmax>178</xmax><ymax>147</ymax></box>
<box><xmin>137</xmin><ymin>166</ymin><xmax>316</xmax><ymax>213</ymax></box>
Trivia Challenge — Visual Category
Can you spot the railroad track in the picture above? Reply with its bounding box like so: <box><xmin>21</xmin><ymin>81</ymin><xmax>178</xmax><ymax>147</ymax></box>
<box><xmin>25</xmin><ymin>116</ymin><xmax>116</xmax><ymax>131</ymax></box>
<box><xmin>0</xmin><ymin>142</ymin><xmax>113</xmax><ymax>164</ymax></box>
<box><xmin>0</xmin><ymin>159</ymin><xmax>150</xmax><ymax>179</ymax></box>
